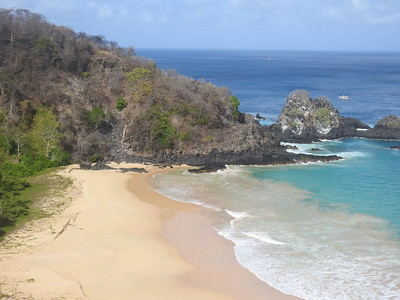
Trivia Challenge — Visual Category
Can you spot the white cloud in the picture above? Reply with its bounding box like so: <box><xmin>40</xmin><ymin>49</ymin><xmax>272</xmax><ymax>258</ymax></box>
<box><xmin>88</xmin><ymin>1</ymin><xmax>112</xmax><ymax>17</ymax></box>
<box><xmin>351</xmin><ymin>0</ymin><xmax>369</xmax><ymax>10</ymax></box>
<box><xmin>348</xmin><ymin>0</ymin><xmax>400</xmax><ymax>24</ymax></box>
<box><xmin>1</xmin><ymin>0</ymin><xmax>78</xmax><ymax>12</ymax></box>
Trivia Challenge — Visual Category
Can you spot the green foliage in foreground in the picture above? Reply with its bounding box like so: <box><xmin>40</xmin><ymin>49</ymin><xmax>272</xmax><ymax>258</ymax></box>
<box><xmin>0</xmin><ymin>173</ymin><xmax>29</xmax><ymax>228</ymax></box>
<box><xmin>0</xmin><ymin>170</ymin><xmax>74</xmax><ymax>238</ymax></box>
<box><xmin>0</xmin><ymin>106</ymin><xmax>71</xmax><ymax>235</ymax></box>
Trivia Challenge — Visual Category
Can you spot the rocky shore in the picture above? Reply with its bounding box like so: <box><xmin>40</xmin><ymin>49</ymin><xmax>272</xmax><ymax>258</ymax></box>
<box><xmin>110</xmin><ymin>90</ymin><xmax>398</xmax><ymax>168</ymax></box>
<box><xmin>102</xmin><ymin>90</ymin><xmax>399</xmax><ymax>168</ymax></box>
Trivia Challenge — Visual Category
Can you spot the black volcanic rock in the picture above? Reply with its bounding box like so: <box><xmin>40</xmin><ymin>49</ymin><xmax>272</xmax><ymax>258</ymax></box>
<box><xmin>255</xmin><ymin>113</ymin><xmax>266</xmax><ymax>120</ymax></box>
<box><xmin>375</xmin><ymin>115</ymin><xmax>400</xmax><ymax>129</ymax></box>
<box><xmin>327</xmin><ymin>117</ymin><xmax>370</xmax><ymax>139</ymax></box>
<box><xmin>356</xmin><ymin>116</ymin><xmax>400</xmax><ymax>140</ymax></box>
<box><xmin>120</xmin><ymin>145</ymin><xmax>341</xmax><ymax>167</ymax></box>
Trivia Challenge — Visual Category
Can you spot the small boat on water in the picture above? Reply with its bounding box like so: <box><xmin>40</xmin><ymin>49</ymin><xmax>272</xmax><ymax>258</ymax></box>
<box><xmin>338</xmin><ymin>95</ymin><xmax>351</xmax><ymax>100</ymax></box>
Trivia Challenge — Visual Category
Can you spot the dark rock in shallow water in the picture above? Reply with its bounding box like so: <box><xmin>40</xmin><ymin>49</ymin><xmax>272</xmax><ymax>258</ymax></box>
<box><xmin>389</xmin><ymin>145</ymin><xmax>400</xmax><ymax>150</ymax></box>
<box><xmin>286</xmin><ymin>145</ymin><xmax>299</xmax><ymax>150</ymax></box>
<box><xmin>255</xmin><ymin>113</ymin><xmax>266</xmax><ymax>120</ymax></box>
<box><xmin>188</xmin><ymin>165</ymin><xmax>226</xmax><ymax>173</ymax></box>
<box><xmin>311</xmin><ymin>148</ymin><xmax>323</xmax><ymax>151</ymax></box>
<box><xmin>171</xmin><ymin>147</ymin><xmax>340</xmax><ymax>166</ymax></box>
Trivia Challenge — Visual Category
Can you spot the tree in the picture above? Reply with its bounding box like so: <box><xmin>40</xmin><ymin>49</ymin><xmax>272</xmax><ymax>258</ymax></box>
<box><xmin>230</xmin><ymin>96</ymin><xmax>240</xmax><ymax>119</ymax></box>
<box><xmin>20</xmin><ymin>99</ymin><xmax>36</xmax><ymax>130</ymax></box>
<box><xmin>82</xmin><ymin>106</ymin><xmax>107</xmax><ymax>129</ymax></box>
<box><xmin>30</xmin><ymin>106</ymin><xmax>62</xmax><ymax>157</ymax></box>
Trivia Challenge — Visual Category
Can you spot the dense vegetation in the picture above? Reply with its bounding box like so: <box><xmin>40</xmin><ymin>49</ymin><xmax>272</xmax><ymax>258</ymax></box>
<box><xmin>0</xmin><ymin>8</ymin><xmax>245</xmax><ymax>158</ymax></box>
<box><xmin>0</xmin><ymin>102</ymin><xmax>70</xmax><ymax>232</ymax></box>
<box><xmin>0</xmin><ymin>8</ymin><xmax>258</xmax><ymax>233</ymax></box>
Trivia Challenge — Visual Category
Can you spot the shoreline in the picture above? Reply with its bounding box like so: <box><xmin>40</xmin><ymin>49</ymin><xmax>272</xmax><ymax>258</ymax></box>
<box><xmin>132</xmin><ymin>166</ymin><xmax>299</xmax><ymax>299</ymax></box>
<box><xmin>0</xmin><ymin>164</ymin><xmax>298</xmax><ymax>299</ymax></box>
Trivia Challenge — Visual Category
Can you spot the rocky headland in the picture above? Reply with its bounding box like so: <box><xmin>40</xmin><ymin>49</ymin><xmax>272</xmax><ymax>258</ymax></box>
<box><xmin>0</xmin><ymin>9</ymin><xmax>398</xmax><ymax>170</ymax></box>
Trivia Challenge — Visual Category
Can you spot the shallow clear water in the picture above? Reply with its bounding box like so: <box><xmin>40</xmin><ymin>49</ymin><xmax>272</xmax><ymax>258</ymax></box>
<box><xmin>152</xmin><ymin>139</ymin><xmax>400</xmax><ymax>299</ymax></box>
<box><xmin>142</xmin><ymin>49</ymin><xmax>400</xmax><ymax>299</ymax></box>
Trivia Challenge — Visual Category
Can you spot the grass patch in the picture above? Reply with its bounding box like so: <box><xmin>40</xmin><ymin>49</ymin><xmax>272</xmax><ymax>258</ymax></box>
<box><xmin>0</xmin><ymin>167</ymin><xmax>73</xmax><ymax>240</ymax></box>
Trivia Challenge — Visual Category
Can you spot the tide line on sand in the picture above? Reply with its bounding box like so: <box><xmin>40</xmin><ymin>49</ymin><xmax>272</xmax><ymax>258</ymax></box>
<box><xmin>0</xmin><ymin>164</ymin><xmax>298</xmax><ymax>300</ymax></box>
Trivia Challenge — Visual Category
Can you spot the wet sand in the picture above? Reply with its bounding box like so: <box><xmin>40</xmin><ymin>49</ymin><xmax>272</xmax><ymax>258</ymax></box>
<box><xmin>0</xmin><ymin>164</ymin><xmax>298</xmax><ymax>299</ymax></box>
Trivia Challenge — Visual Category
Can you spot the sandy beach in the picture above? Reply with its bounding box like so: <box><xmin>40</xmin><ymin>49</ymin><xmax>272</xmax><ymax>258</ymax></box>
<box><xmin>0</xmin><ymin>164</ymin><xmax>298</xmax><ymax>299</ymax></box>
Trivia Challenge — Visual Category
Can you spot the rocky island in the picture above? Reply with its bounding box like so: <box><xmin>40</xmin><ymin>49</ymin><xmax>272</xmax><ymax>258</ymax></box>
<box><xmin>271</xmin><ymin>89</ymin><xmax>400</xmax><ymax>142</ymax></box>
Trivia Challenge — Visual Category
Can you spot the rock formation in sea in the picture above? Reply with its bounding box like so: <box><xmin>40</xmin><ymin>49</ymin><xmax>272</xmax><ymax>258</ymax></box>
<box><xmin>357</xmin><ymin>115</ymin><xmax>400</xmax><ymax>140</ymax></box>
<box><xmin>272</xmin><ymin>90</ymin><xmax>399</xmax><ymax>142</ymax></box>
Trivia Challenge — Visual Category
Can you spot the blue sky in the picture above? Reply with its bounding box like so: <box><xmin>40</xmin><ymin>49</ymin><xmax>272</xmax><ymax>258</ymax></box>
<box><xmin>2</xmin><ymin>0</ymin><xmax>400</xmax><ymax>51</ymax></box>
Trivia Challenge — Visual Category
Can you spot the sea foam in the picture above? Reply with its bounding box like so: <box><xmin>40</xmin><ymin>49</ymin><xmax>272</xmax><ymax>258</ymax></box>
<box><xmin>151</xmin><ymin>140</ymin><xmax>400</xmax><ymax>300</ymax></box>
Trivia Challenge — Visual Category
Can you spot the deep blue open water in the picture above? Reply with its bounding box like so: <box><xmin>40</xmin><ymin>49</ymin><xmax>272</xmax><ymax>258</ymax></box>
<box><xmin>139</xmin><ymin>49</ymin><xmax>400</xmax><ymax>299</ymax></box>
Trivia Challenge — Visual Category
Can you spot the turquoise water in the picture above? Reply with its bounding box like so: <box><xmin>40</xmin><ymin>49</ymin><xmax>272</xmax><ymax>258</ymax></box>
<box><xmin>144</xmin><ymin>50</ymin><xmax>400</xmax><ymax>299</ymax></box>
<box><xmin>152</xmin><ymin>140</ymin><xmax>400</xmax><ymax>299</ymax></box>
<box><xmin>262</xmin><ymin>139</ymin><xmax>400</xmax><ymax>237</ymax></box>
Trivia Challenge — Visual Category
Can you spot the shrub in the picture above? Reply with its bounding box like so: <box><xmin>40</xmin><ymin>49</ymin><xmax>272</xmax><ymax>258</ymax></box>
<box><xmin>315</xmin><ymin>108</ymin><xmax>334</xmax><ymax>125</ymax></box>
<box><xmin>288</xmin><ymin>109</ymin><xmax>305</xmax><ymax>118</ymax></box>
<box><xmin>116</xmin><ymin>97</ymin><xmax>127</xmax><ymax>111</ymax></box>
<box><xmin>89</xmin><ymin>154</ymin><xmax>103</xmax><ymax>163</ymax></box>
<box><xmin>0</xmin><ymin>171</ymin><xmax>30</xmax><ymax>226</ymax></box>
<box><xmin>82</xmin><ymin>106</ymin><xmax>107</xmax><ymax>129</ymax></box>
<box><xmin>147</xmin><ymin>105</ymin><xmax>177</xmax><ymax>149</ymax></box>
<box><xmin>127</xmin><ymin>68</ymin><xmax>154</xmax><ymax>83</ymax></box>
<box><xmin>230</xmin><ymin>96</ymin><xmax>240</xmax><ymax>118</ymax></box>
<box><xmin>35</xmin><ymin>37</ymin><xmax>54</xmax><ymax>52</ymax></box>
<box><xmin>178</xmin><ymin>131</ymin><xmax>190</xmax><ymax>141</ymax></box>
<box><xmin>127</xmin><ymin>68</ymin><xmax>155</xmax><ymax>98</ymax></box>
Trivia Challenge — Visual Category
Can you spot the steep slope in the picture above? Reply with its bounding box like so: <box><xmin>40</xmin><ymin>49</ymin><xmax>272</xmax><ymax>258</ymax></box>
<box><xmin>0</xmin><ymin>8</ymin><xmax>284</xmax><ymax>166</ymax></box>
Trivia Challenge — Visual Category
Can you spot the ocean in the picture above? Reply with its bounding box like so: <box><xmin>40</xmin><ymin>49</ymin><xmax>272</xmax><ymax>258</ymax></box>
<box><xmin>138</xmin><ymin>49</ymin><xmax>400</xmax><ymax>300</ymax></box>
